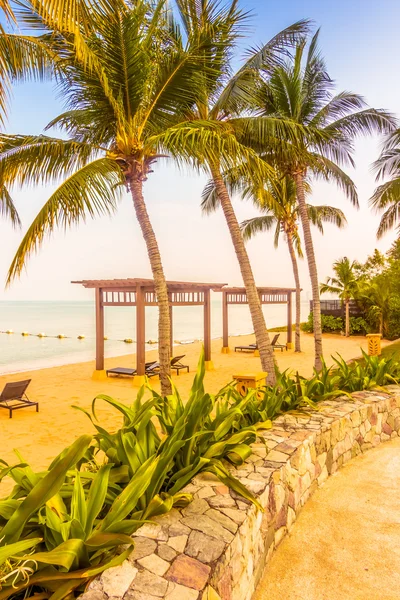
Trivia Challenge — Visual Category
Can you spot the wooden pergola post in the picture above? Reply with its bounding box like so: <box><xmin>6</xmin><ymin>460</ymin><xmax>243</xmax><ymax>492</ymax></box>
<box><xmin>136</xmin><ymin>286</ymin><xmax>146</xmax><ymax>379</ymax></box>
<box><xmin>169</xmin><ymin>303</ymin><xmax>173</xmax><ymax>357</ymax></box>
<box><xmin>287</xmin><ymin>291</ymin><xmax>293</xmax><ymax>349</ymax></box>
<box><xmin>95</xmin><ymin>287</ymin><xmax>105</xmax><ymax>375</ymax></box>
<box><xmin>222</xmin><ymin>291</ymin><xmax>230</xmax><ymax>353</ymax></box>
<box><xmin>204</xmin><ymin>289</ymin><xmax>213</xmax><ymax>370</ymax></box>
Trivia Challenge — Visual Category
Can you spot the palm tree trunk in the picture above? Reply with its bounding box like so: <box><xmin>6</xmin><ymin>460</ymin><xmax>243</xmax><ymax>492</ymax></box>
<box><xmin>210</xmin><ymin>163</ymin><xmax>276</xmax><ymax>384</ymax></box>
<box><xmin>286</xmin><ymin>233</ymin><xmax>301</xmax><ymax>352</ymax></box>
<box><xmin>380</xmin><ymin>313</ymin><xmax>383</xmax><ymax>336</ymax></box>
<box><xmin>129</xmin><ymin>177</ymin><xmax>172</xmax><ymax>395</ymax></box>
<box><xmin>345</xmin><ymin>299</ymin><xmax>350</xmax><ymax>337</ymax></box>
<box><xmin>294</xmin><ymin>172</ymin><xmax>323</xmax><ymax>370</ymax></box>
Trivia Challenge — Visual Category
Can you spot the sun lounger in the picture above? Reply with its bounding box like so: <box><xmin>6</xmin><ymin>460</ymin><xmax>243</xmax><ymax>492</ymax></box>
<box><xmin>170</xmin><ymin>355</ymin><xmax>189</xmax><ymax>375</ymax></box>
<box><xmin>234</xmin><ymin>334</ymin><xmax>287</xmax><ymax>353</ymax></box>
<box><xmin>0</xmin><ymin>380</ymin><xmax>38</xmax><ymax>418</ymax></box>
<box><xmin>145</xmin><ymin>355</ymin><xmax>190</xmax><ymax>378</ymax></box>
<box><xmin>272</xmin><ymin>333</ymin><xmax>287</xmax><ymax>352</ymax></box>
<box><xmin>234</xmin><ymin>343</ymin><xmax>257</xmax><ymax>353</ymax></box>
<box><xmin>106</xmin><ymin>361</ymin><xmax>157</xmax><ymax>377</ymax></box>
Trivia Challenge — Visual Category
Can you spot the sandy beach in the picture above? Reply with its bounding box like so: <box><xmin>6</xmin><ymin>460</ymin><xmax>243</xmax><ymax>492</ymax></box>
<box><xmin>0</xmin><ymin>332</ymin><xmax>391</xmax><ymax>494</ymax></box>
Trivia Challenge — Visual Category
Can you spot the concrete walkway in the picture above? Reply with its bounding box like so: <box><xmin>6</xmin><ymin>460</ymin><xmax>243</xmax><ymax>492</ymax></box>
<box><xmin>254</xmin><ymin>438</ymin><xmax>400</xmax><ymax>600</ymax></box>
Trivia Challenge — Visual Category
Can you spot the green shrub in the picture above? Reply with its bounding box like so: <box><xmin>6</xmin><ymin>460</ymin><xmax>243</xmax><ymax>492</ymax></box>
<box><xmin>302</xmin><ymin>312</ymin><xmax>343</xmax><ymax>333</ymax></box>
<box><xmin>349</xmin><ymin>317</ymin><xmax>370</xmax><ymax>335</ymax></box>
<box><xmin>302</xmin><ymin>312</ymin><xmax>370</xmax><ymax>335</ymax></box>
<box><xmin>387</xmin><ymin>296</ymin><xmax>400</xmax><ymax>340</ymax></box>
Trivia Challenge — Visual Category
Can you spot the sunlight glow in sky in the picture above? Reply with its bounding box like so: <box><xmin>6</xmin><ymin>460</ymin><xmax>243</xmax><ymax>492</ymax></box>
<box><xmin>1</xmin><ymin>0</ymin><xmax>399</xmax><ymax>301</ymax></box>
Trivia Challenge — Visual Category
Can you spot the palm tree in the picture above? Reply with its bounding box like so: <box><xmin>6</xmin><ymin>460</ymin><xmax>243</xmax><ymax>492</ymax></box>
<box><xmin>370</xmin><ymin>129</ymin><xmax>400</xmax><ymax>238</ymax></box>
<box><xmin>0</xmin><ymin>0</ymin><xmax>242</xmax><ymax>395</ymax></box>
<box><xmin>173</xmin><ymin>0</ymin><xmax>310</xmax><ymax>383</ymax></box>
<box><xmin>239</xmin><ymin>176</ymin><xmax>346</xmax><ymax>352</ymax></box>
<box><xmin>320</xmin><ymin>257</ymin><xmax>358</xmax><ymax>337</ymax></box>
<box><xmin>357</xmin><ymin>275</ymin><xmax>391</xmax><ymax>336</ymax></box>
<box><xmin>240</xmin><ymin>32</ymin><xmax>396</xmax><ymax>369</ymax></box>
<box><xmin>202</xmin><ymin>172</ymin><xmax>346</xmax><ymax>352</ymax></box>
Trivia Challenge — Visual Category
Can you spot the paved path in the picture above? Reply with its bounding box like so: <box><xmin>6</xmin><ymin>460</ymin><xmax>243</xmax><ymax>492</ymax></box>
<box><xmin>254</xmin><ymin>438</ymin><xmax>400</xmax><ymax>600</ymax></box>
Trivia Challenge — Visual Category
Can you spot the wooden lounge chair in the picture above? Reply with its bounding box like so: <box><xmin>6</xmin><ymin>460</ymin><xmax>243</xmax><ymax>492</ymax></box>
<box><xmin>106</xmin><ymin>361</ymin><xmax>157</xmax><ymax>377</ymax></box>
<box><xmin>234</xmin><ymin>343</ymin><xmax>257</xmax><ymax>353</ymax></box>
<box><xmin>170</xmin><ymin>355</ymin><xmax>189</xmax><ymax>375</ymax></box>
<box><xmin>146</xmin><ymin>355</ymin><xmax>189</xmax><ymax>378</ymax></box>
<box><xmin>272</xmin><ymin>333</ymin><xmax>287</xmax><ymax>352</ymax></box>
<box><xmin>234</xmin><ymin>334</ymin><xmax>287</xmax><ymax>353</ymax></box>
<box><xmin>0</xmin><ymin>380</ymin><xmax>38</xmax><ymax>418</ymax></box>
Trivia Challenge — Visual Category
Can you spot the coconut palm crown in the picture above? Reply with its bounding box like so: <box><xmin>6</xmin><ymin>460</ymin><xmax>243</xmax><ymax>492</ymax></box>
<box><xmin>320</xmin><ymin>256</ymin><xmax>358</xmax><ymax>337</ymax></box>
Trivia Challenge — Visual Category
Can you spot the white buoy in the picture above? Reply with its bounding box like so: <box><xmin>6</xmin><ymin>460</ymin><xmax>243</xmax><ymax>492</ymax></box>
<box><xmin>77</xmin><ymin>334</ymin><xmax>85</xmax><ymax>339</ymax></box>
<box><xmin>37</xmin><ymin>332</ymin><xmax>46</xmax><ymax>338</ymax></box>
<box><xmin>57</xmin><ymin>334</ymin><xmax>66</xmax><ymax>339</ymax></box>
<box><xmin>104</xmin><ymin>336</ymin><xmax>108</xmax><ymax>341</ymax></box>
<box><xmin>147</xmin><ymin>339</ymin><xmax>157</xmax><ymax>345</ymax></box>
<box><xmin>21</xmin><ymin>331</ymin><xmax>29</xmax><ymax>336</ymax></box>
<box><xmin>124</xmin><ymin>338</ymin><xmax>133</xmax><ymax>343</ymax></box>
<box><xmin>6</xmin><ymin>330</ymin><xmax>13</xmax><ymax>334</ymax></box>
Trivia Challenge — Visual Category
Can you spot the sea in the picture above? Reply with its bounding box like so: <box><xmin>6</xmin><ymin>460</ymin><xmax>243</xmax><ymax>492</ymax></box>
<box><xmin>0</xmin><ymin>298</ymin><xmax>310</xmax><ymax>374</ymax></box>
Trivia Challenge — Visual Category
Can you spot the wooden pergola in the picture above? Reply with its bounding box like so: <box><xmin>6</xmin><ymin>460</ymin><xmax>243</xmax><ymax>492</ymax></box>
<box><xmin>72</xmin><ymin>278</ymin><xmax>226</xmax><ymax>377</ymax></box>
<box><xmin>218</xmin><ymin>287</ymin><xmax>296</xmax><ymax>352</ymax></box>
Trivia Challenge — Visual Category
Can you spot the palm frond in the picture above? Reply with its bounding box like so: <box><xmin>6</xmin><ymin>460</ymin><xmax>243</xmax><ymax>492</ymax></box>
<box><xmin>307</xmin><ymin>204</ymin><xmax>346</xmax><ymax>233</ymax></box>
<box><xmin>7</xmin><ymin>158</ymin><xmax>123</xmax><ymax>283</ymax></box>
<box><xmin>240</xmin><ymin>214</ymin><xmax>276</xmax><ymax>241</ymax></box>
<box><xmin>0</xmin><ymin>186</ymin><xmax>21</xmax><ymax>228</ymax></box>
<box><xmin>308</xmin><ymin>153</ymin><xmax>358</xmax><ymax>207</ymax></box>
<box><xmin>323</xmin><ymin>108</ymin><xmax>397</xmax><ymax>142</ymax></box>
<box><xmin>0</xmin><ymin>134</ymin><xmax>97</xmax><ymax>187</ymax></box>
<box><xmin>211</xmin><ymin>19</ymin><xmax>311</xmax><ymax>118</ymax></box>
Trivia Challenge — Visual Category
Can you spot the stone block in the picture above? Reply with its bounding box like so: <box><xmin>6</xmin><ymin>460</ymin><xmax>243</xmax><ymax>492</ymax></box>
<box><xmin>166</xmin><ymin>555</ymin><xmax>211</xmax><ymax>591</ymax></box>
<box><xmin>205</xmin><ymin>509</ymin><xmax>238</xmax><ymax>534</ymax></box>
<box><xmin>131</xmin><ymin>570</ymin><xmax>169</xmax><ymax>597</ymax></box>
<box><xmin>220</xmin><ymin>508</ymin><xmax>246</xmax><ymax>525</ymax></box>
<box><xmin>100</xmin><ymin>561</ymin><xmax>137</xmax><ymax>597</ymax></box>
<box><xmin>130</xmin><ymin>537</ymin><xmax>158</xmax><ymax>562</ymax></box>
<box><xmin>182</xmin><ymin>499</ymin><xmax>210</xmax><ymax>517</ymax></box>
<box><xmin>157</xmin><ymin>544</ymin><xmax>177</xmax><ymax>562</ymax></box>
<box><xmin>168</xmin><ymin>535</ymin><xmax>188</xmax><ymax>554</ymax></box>
<box><xmin>134</xmin><ymin>523</ymin><xmax>168</xmax><ymax>541</ymax></box>
<box><xmin>185</xmin><ymin>530</ymin><xmax>226</xmax><ymax>564</ymax></box>
<box><xmin>181</xmin><ymin>516</ymin><xmax>234</xmax><ymax>544</ymax></box>
<box><xmin>138</xmin><ymin>554</ymin><xmax>170</xmax><ymax>577</ymax></box>
<box><xmin>166</xmin><ymin>582</ymin><xmax>199</xmax><ymax>600</ymax></box>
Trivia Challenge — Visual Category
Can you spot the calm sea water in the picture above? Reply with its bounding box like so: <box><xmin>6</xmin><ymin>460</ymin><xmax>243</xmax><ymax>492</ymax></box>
<box><xmin>0</xmin><ymin>299</ymin><xmax>309</xmax><ymax>374</ymax></box>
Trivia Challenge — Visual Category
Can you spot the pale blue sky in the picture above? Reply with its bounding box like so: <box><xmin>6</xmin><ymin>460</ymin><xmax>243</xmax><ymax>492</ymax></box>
<box><xmin>1</xmin><ymin>0</ymin><xmax>399</xmax><ymax>301</ymax></box>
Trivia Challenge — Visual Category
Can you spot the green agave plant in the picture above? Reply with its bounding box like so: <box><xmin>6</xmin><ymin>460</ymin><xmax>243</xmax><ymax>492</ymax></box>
<box><xmin>0</xmin><ymin>437</ymin><xmax>160</xmax><ymax>599</ymax></box>
<box><xmin>77</xmin><ymin>350</ymin><xmax>262</xmax><ymax>511</ymax></box>
<box><xmin>333</xmin><ymin>350</ymin><xmax>400</xmax><ymax>392</ymax></box>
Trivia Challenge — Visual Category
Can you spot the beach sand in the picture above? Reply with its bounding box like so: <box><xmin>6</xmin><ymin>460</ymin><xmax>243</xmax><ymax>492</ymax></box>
<box><xmin>0</xmin><ymin>332</ymin><xmax>390</xmax><ymax>494</ymax></box>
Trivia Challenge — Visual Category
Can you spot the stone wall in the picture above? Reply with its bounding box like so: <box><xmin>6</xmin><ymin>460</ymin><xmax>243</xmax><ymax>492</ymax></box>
<box><xmin>83</xmin><ymin>387</ymin><xmax>400</xmax><ymax>600</ymax></box>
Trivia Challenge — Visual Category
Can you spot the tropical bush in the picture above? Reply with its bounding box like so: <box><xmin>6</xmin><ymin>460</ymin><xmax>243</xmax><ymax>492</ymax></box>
<box><xmin>349</xmin><ymin>317</ymin><xmax>370</xmax><ymax>335</ymax></box>
<box><xmin>302</xmin><ymin>312</ymin><xmax>343</xmax><ymax>333</ymax></box>
<box><xmin>302</xmin><ymin>312</ymin><xmax>369</xmax><ymax>335</ymax></box>
<box><xmin>387</xmin><ymin>296</ymin><xmax>400</xmax><ymax>340</ymax></box>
